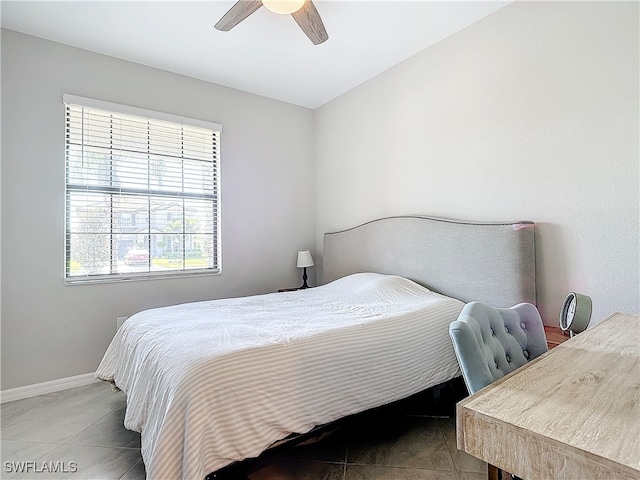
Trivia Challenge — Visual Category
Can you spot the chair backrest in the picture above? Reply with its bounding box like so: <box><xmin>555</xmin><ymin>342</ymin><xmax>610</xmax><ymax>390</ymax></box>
<box><xmin>449</xmin><ymin>301</ymin><xmax>548</xmax><ymax>394</ymax></box>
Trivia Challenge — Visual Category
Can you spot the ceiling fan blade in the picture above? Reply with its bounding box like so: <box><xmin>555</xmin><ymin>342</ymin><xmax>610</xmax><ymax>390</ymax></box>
<box><xmin>291</xmin><ymin>1</ymin><xmax>328</xmax><ymax>45</ymax></box>
<box><xmin>215</xmin><ymin>0</ymin><xmax>263</xmax><ymax>31</ymax></box>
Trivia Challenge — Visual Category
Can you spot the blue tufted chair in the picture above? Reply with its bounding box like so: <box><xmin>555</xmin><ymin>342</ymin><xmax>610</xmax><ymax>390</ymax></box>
<box><xmin>449</xmin><ymin>301</ymin><xmax>548</xmax><ymax>395</ymax></box>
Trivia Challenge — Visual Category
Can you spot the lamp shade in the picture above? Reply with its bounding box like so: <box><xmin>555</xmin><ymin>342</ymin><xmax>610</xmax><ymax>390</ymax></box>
<box><xmin>296</xmin><ymin>250</ymin><xmax>314</xmax><ymax>268</ymax></box>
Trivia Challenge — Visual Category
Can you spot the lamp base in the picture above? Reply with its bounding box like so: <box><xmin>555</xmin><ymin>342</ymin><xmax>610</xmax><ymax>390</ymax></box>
<box><xmin>299</xmin><ymin>267</ymin><xmax>310</xmax><ymax>289</ymax></box>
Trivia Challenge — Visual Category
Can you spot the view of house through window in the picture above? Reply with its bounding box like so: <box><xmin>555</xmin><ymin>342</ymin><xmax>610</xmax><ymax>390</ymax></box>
<box><xmin>64</xmin><ymin>95</ymin><xmax>221</xmax><ymax>283</ymax></box>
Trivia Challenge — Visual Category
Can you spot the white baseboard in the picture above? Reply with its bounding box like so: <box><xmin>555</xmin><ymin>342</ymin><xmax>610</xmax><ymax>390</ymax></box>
<box><xmin>0</xmin><ymin>373</ymin><xmax>100</xmax><ymax>404</ymax></box>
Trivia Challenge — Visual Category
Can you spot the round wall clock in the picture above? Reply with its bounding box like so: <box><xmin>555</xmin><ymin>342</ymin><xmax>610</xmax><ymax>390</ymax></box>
<box><xmin>560</xmin><ymin>292</ymin><xmax>592</xmax><ymax>336</ymax></box>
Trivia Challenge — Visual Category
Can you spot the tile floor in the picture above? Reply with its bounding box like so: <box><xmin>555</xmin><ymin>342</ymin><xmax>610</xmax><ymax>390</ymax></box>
<box><xmin>1</xmin><ymin>380</ymin><xmax>486</xmax><ymax>480</ymax></box>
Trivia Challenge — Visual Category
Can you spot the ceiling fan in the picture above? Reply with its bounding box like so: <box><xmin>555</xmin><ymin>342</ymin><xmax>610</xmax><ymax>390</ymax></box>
<box><xmin>215</xmin><ymin>0</ymin><xmax>329</xmax><ymax>45</ymax></box>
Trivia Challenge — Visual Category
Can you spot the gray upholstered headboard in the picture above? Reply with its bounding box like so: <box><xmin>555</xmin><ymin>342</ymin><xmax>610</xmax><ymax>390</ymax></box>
<box><xmin>323</xmin><ymin>216</ymin><xmax>535</xmax><ymax>308</ymax></box>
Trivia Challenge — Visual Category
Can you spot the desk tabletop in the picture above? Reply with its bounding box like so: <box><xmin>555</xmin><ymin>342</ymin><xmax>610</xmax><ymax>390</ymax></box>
<box><xmin>457</xmin><ymin>312</ymin><xmax>640</xmax><ymax>480</ymax></box>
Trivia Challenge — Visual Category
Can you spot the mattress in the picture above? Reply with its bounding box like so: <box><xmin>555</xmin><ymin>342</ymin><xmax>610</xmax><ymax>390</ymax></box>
<box><xmin>95</xmin><ymin>272</ymin><xmax>464</xmax><ymax>479</ymax></box>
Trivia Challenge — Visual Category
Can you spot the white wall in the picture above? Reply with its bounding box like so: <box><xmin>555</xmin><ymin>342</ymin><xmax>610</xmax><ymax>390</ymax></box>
<box><xmin>3</xmin><ymin>1</ymin><xmax>638</xmax><ymax>390</ymax></box>
<box><xmin>1</xmin><ymin>30</ymin><xmax>316</xmax><ymax>390</ymax></box>
<box><xmin>315</xmin><ymin>1</ymin><xmax>639</xmax><ymax>326</ymax></box>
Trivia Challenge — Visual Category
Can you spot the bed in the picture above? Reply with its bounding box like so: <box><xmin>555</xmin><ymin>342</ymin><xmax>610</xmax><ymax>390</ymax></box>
<box><xmin>95</xmin><ymin>215</ymin><xmax>536</xmax><ymax>480</ymax></box>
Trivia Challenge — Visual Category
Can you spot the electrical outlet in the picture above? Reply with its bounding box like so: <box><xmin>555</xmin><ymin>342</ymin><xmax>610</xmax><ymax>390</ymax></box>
<box><xmin>116</xmin><ymin>316</ymin><xmax>128</xmax><ymax>330</ymax></box>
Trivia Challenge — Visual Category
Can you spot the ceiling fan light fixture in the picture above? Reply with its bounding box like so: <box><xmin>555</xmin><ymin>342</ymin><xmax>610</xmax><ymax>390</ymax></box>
<box><xmin>262</xmin><ymin>0</ymin><xmax>305</xmax><ymax>15</ymax></box>
<box><xmin>215</xmin><ymin>0</ymin><xmax>328</xmax><ymax>45</ymax></box>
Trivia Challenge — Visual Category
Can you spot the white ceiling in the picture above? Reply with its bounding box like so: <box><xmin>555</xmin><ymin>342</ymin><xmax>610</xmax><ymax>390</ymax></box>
<box><xmin>1</xmin><ymin>1</ymin><xmax>510</xmax><ymax>109</ymax></box>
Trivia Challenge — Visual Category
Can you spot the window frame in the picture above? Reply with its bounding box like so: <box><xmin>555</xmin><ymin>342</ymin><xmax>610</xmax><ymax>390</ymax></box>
<box><xmin>63</xmin><ymin>94</ymin><xmax>222</xmax><ymax>285</ymax></box>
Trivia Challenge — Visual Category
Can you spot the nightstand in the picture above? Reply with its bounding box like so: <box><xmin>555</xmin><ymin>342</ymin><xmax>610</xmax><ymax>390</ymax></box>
<box><xmin>544</xmin><ymin>325</ymin><xmax>570</xmax><ymax>349</ymax></box>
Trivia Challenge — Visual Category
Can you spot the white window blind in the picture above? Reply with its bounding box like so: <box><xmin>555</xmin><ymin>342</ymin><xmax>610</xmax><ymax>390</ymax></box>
<box><xmin>64</xmin><ymin>94</ymin><xmax>221</xmax><ymax>284</ymax></box>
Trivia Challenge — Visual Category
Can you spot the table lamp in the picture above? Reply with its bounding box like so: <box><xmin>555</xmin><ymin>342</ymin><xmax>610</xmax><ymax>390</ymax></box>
<box><xmin>296</xmin><ymin>250</ymin><xmax>314</xmax><ymax>289</ymax></box>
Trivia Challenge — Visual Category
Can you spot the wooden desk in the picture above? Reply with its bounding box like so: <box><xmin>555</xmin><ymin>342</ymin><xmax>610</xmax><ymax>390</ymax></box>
<box><xmin>457</xmin><ymin>312</ymin><xmax>640</xmax><ymax>480</ymax></box>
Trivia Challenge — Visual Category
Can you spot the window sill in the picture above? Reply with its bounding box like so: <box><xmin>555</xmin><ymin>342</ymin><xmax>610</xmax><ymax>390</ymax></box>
<box><xmin>64</xmin><ymin>269</ymin><xmax>221</xmax><ymax>285</ymax></box>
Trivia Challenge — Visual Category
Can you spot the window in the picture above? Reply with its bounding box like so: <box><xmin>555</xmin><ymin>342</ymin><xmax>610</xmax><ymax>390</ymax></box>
<box><xmin>64</xmin><ymin>94</ymin><xmax>221</xmax><ymax>284</ymax></box>
<box><xmin>119</xmin><ymin>212</ymin><xmax>135</xmax><ymax>227</ymax></box>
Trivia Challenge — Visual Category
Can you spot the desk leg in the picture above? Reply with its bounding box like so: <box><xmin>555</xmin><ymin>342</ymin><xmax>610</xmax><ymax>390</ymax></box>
<box><xmin>488</xmin><ymin>466</ymin><xmax>518</xmax><ymax>480</ymax></box>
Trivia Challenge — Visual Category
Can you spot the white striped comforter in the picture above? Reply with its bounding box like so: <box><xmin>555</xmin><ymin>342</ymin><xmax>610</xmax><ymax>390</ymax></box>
<box><xmin>95</xmin><ymin>273</ymin><xmax>464</xmax><ymax>480</ymax></box>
